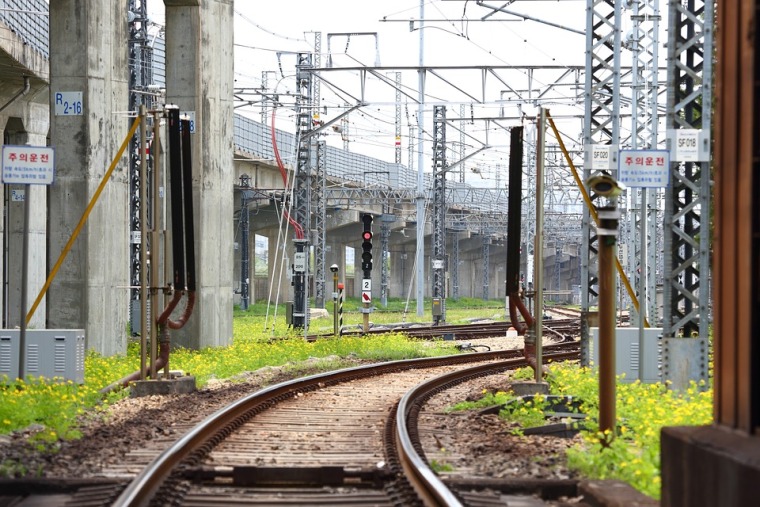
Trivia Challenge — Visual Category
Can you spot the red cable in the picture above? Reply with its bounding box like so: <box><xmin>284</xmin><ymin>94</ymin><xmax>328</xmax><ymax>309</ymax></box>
<box><xmin>271</xmin><ymin>107</ymin><xmax>305</xmax><ymax>239</ymax></box>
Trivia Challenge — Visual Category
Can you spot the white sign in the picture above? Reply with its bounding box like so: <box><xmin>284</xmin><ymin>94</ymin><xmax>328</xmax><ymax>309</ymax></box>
<box><xmin>183</xmin><ymin>111</ymin><xmax>196</xmax><ymax>134</ymax></box>
<box><xmin>131</xmin><ymin>231</ymin><xmax>142</xmax><ymax>244</ymax></box>
<box><xmin>293</xmin><ymin>252</ymin><xmax>307</xmax><ymax>272</ymax></box>
<box><xmin>362</xmin><ymin>279</ymin><xmax>371</xmax><ymax>291</ymax></box>
<box><xmin>2</xmin><ymin>145</ymin><xmax>55</xmax><ymax>185</ymax></box>
<box><xmin>675</xmin><ymin>129</ymin><xmax>699</xmax><ymax>162</ymax></box>
<box><xmin>362</xmin><ymin>291</ymin><xmax>372</xmax><ymax>303</ymax></box>
<box><xmin>432</xmin><ymin>259</ymin><xmax>444</xmax><ymax>270</ymax></box>
<box><xmin>618</xmin><ymin>149</ymin><xmax>670</xmax><ymax>188</ymax></box>
<box><xmin>591</xmin><ymin>145</ymin><xmax>613</xmax><ymax>171</ymax></box>
<box><xmin>54</xmin><ymin>92</ymin><xmax>83</xmax><ymax>116</ymax></box>
<box><xmin>11</xmin><ymin>189</ymin><xmax>25</xmax><ymax>201</ymax></box>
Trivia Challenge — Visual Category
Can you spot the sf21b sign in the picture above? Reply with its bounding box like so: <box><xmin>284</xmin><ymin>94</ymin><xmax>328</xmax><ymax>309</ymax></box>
<box><xmin>618</xmin><ymin>149</ymin><xmax>670</xmax><ymax>188</ymax></box>
<box><xmin>2</xmin><ymin>145</ymin><xmax>55</xmax><ymax>185</ymax></box>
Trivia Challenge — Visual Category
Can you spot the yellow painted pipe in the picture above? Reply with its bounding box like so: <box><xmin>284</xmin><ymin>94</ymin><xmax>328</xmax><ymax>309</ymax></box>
<box><xmin>25</xmin><ymin>115</ymin><xmax>143</xmax><ymax>324</ymax></box>
<box><xmin>545</xmin><ymin>111</ymin><xmax>648</xmax><ymax>327</ymax></box>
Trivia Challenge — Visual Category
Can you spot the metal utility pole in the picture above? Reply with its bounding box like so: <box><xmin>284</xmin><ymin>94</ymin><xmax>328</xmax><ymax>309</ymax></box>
<box><xmin>415</xmin><ymin>0</ymin><xmax>426</xmax><ymax>317</ymax></box>
<box><xmin>239</xmin><ymin>174</ymin><xmax>252</xmax><ymax>310</ymax></box>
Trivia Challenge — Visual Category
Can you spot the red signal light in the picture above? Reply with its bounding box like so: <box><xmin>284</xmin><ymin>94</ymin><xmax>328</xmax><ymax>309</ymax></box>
<box><xmin>362</xmin><ymin>231</ymin><xmax>372</xmax><ymax>241</ymax></box>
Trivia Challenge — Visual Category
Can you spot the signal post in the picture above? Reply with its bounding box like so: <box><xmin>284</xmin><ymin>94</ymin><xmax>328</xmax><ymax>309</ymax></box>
<box><xmin>361</xmin><ymin>214</ymin><xmax>373</xmax><ymax>334</ymax></box>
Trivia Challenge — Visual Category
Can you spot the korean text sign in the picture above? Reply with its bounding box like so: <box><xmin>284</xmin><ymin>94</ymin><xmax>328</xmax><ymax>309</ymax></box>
<box><xmin>2</xmin><ymin>145</ymin><xmax>55</xmax><ymax>185</ymax></box>
<box><xmin>618</xmin><ymin>149</ymin><xmax>670</xmax><ymax>188</ymax></box>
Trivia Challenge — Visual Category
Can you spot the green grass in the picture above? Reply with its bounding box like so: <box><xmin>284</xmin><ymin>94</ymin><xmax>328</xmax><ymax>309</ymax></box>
<box><xmin>0</xmin><ymin>298</ymin><xmax>714</xmax><ymax>500</ymax></box>
<box><xmin>448</xmin><ymin>362</ymin><xmax>713</xmax><ymax>500</ymax></box>
<box><xmin>1</xmin><ymin>298</ymin><xmax>498</xmax><ymax>443</ymax></box>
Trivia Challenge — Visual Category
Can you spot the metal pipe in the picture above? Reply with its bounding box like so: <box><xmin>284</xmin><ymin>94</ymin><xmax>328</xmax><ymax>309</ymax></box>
<box><xmin>150</xmin><ymin>110</ymin><xmax>162</xmax><ymax>380</ymax></box>
<box><xmin>25</xmin><ymin>115</ymin><xmax>143</xmax><ymax>324</ymax></box>
<box><xmin>139</xmin><ymin>105</ymin><xmax>148</xmax><ymax>381</ymax></box>
<box><xmin>534</xmin><ymin>109</ymin><xmax>547</xmax><ymax>381</ymax></box>
<box><xmin>598</xmin><ymin>221</ymin><xmax>617</xmax><ymax>443</ymax></box>
<box><xmin>591</xmin><ymin>176</ymin><xmax>622</xmax><ymax>444</ymax></box>
<box><xmin>0</xmin><ymin>76</ymin><xmax>30</xmax><ymax>114</ymax></box>
<box><xmin>99</xmin><ymin>338</ymin><xmax>171</xmax><ymax>394</ymax></box>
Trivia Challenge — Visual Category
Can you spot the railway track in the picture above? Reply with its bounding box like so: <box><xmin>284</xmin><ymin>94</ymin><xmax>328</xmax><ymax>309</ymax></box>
<box><xmin>101</xmin><ymin>342</ymin><xmax>579</xmax><ymax>506</ymax></box>
<box><xmin>321</xmin><ymin>318</ymin><xmax>581</xmax><ymax>343</ymax></box>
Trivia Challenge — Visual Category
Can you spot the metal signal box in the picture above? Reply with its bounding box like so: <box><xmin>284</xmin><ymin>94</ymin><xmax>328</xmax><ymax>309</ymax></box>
<box><xmin>0</xmin><ymin>329</ymin><xmax>85</xmax><ymax>383</ymax></box>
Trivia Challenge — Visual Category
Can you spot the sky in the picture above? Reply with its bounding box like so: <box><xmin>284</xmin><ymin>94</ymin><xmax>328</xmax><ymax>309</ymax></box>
<box><xmin>147</xmin><ymin>1</ymin><xmax>663</xmax><ymax>188</ymax></box>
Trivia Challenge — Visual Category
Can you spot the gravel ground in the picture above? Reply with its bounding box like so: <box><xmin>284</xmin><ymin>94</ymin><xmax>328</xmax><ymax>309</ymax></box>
<box><xmin>0</xmin><ymin>335</ymin><xmax>580</xmax><ymax>485</ymax></box>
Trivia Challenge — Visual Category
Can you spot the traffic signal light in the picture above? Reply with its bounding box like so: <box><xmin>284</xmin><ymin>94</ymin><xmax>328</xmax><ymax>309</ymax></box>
<box><xmin>361</xmin><ymin>214</ymin><xmax>373</xmax><ymax>272</ymax></box>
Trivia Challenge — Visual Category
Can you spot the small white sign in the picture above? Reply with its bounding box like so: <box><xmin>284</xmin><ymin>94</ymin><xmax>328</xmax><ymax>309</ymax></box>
<box><xmin>432</xmin><ymin>259</ymin><xmax>444</xmax><ymax>270</ymax></box>
<box><xmin>131</xmin><ymin>231</ymin><xmax>142</xmax><ymax>244</ymax></box>
<box><xmin>293</xmin><ymin>252</ymin><xmax>307</xmax><ymax>272</ymax></box>
<box><xmin>182</xmin><ymin>111</ymin><xmax>196</xmax><ymax>134</ymax></box>
<box><xmin>591</xmin><ymin>145</ymin><xmax>612</xmax><ymax>170</ymax></box>
<box><xmin>11</xmin><ymin>189</ymin><xmax>25</xmax><ymax>201</ymax></box>
<box><xmin>54</xmin><ymin>91</ymin><xmax>83</xmax><ymax>116</ymax></box>
<box><xmin>2</xmin><ymin>145</ymin><xmax>55</xmax><ymax>185</ymax></box>
<box><xmin>675</xmin><ymin>129</ymin><xmax>699</xmax><ymax>162</ymax></box>
<box><xmin>362</xmin><ymin>279</ymin><xmax>371</xmax><ymax>291</ymax></box>
<box><xmin>362</xmin><ymin>291</ymin><xmax>372</xmax><ymax>303</ymax></box>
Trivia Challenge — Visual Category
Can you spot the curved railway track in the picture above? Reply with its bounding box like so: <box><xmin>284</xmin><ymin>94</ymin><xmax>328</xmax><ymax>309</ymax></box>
<box><xmin>107</xmin><ymin>342</ymin><xmax>579</xmax><ymax>506</ymax></box>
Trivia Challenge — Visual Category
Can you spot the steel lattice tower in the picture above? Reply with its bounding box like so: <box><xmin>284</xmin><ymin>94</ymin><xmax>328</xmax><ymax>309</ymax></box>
<box><xmin>311</xmin><ymin>33</ymin><xmax>327</xmax><ymax>310</ymax></box>
<box><xmin>292</xmin><ymin>53</ymin><xmax>313</xmax><ymax>329</ymax></box>
<box><xmin>127</xmin><ymin>0</ymin><xmax>153</xmax><ymax>314</ymax></box>
<box><xmin>432</xmin><ymin>106</ymin><xmax>447</xmax><ymax>323</ymax></box>
<box><xmin>582</xmin><ymin>0</ymin><xmax>623</xmax><ymax>365</ymax></box>
<box><xmin>662</xmin><ymin>0</ymin><xmax>712</xmax><ymax>385</ymax></box>
<box><xmin>627</xmin><ymin>0</ymin><xmax>662</xmax><ymax>326</ymax></box>
<box><xmin>313</xmin><ymin>140</ymin><xmax>327</xmax><ymax>308</ymax></box>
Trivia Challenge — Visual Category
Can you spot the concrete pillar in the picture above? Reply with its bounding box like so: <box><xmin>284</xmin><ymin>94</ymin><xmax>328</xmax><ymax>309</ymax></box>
<box><xmin>48</xmin><ymin>1</ymin><xmax>130</xmax><ymax>355</ymax></box>
<box><xmin>164</xmin><ymin>0</ymin><xmax>234</xmax><ymax>348</ymax></box>
<box><xmin>389</xmin><ymin>246</ymin><xmax>413</xmax><ymax>301</ymax></box>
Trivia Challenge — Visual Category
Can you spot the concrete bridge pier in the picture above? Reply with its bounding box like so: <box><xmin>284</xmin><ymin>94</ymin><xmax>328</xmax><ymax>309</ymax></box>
<box><xmin>48</xmin><ymin>0</ymin><xmax>130</xmax><ymax>356</ymax></box>
<box><xmin>164</xmin><ymin>0</ymin><xmax>234</xmax><ymax>349</ymax></box>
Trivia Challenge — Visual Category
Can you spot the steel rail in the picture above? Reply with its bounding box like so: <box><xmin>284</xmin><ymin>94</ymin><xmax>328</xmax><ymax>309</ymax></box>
<box><xmin>112</xmin><ymin>349</ymin><xmax>526</xmax><ymax>506</ymax></box>
<box><xmin>395</xmin><ymin>349</ymin><xmax>580</xmax><ymax>506</ymax></box>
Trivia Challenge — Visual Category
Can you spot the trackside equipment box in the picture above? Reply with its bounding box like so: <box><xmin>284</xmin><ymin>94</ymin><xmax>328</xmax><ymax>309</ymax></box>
<box><xmin>0</xmin><ymin>329</ymin><xmax>85</xmax><ymax>383</ymax></box>
<box><xmin>590</xmin><ymin>327</ymin><xmax>662</xmax><ymax>384</ymax></box>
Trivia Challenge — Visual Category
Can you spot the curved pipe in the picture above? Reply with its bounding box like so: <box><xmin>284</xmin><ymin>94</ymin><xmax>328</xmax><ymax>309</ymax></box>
<box><xmin>157</xmin><ymin>290</ymin><xmax>183</xmax><ymax>326</ymax></box>
<box><xmin>99</xmin><ymin>291</ymin><xmax>196</xmax><ymax>395</ymax></box>
<box><xmin>509</xmin><ymin>292</ymin><xmax>547</xmax><ymax>375</ymax></box>
<box><xmin>168</xmin><ymin>291</ymin><xmax>195</xmax><ymax>330</ymax></box>
<box><xmin>0</xmin><ymin>76</ymin><xmax>30</xmax><ymax>114</ymax></box>
<box><xmin>99</xmin><ymin>337</ymin><xmax>171</xmax><ymax>394</ymax></box>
